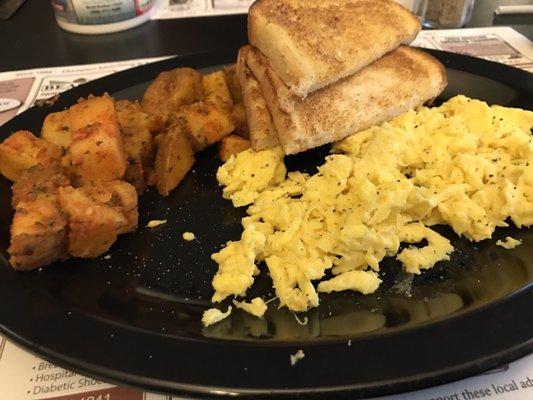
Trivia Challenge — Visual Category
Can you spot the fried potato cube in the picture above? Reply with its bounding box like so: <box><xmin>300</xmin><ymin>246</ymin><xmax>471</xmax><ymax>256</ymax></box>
<box><xmin>154</xmin><ymin>125</ymin><xmax>195</xmax><ymax>197</ymax></box>
<box><xmin>231</xmin><ymin>103</ymin><xmax>249</xmax><ymax>138</ymax></box>
<box><xmin>142</xmin><ymin>68</ymin><xmax>203</xmax><ymax>128</ymax></box>
<box><xmin>8</xmin><ymin>196</ymin><xmax>68</xmax><ymax>270</ymax></box>
<box><xmin>177</xmin><ymin>101</ymin><xmax>235</xmax><ymax>152</ymax></box>
<box><xmin>80</xmin><ymin>180</ymin><xmax>139</xmax><ymax>234</ymax></box>
<box><xmin>123</xmin><ymin>158</ymin><xmax>146</xmax><ymax>195</ymax></box>
<box><xmin>116</xmin><ymin>100</ymin><xmax>155</xmax><ymax>194</ymax></box>
<box><xmin>115</xmin><ymin>98</ymin><xmax>162</xmax><ymax>134</ymax></box>
<box><xmin>59</xmin><ymin>186</ymin><xmax>121</xmax><ymax>258</ymax></box>
<box><xmin>62</xmin><ymin>94</ymin><xmax>127</xmax><ymax>185</ymax></box>
<box><xmin>63</xmin><ymin>95</ymin><xmax>127</xmax><ymax>185</ymax></box>
<box><xmin>203</xmin><ymin>71</ymin><xmax>233</xmax><ymax>108</ymax></box>
<box><xmin>146</xmin><ymin>167</ymin><xmax>156</xmax><ymax>187</ymax></box>
<box><xmin>109</xmin><ymin>180</ymin><xmax>138</xmax><ymax>234</ymax></box>
<box><xmin>116</xmin><ymin>99</ymin><xmax>154</xmax><ymax>133</ymax></box>
<box><xmin>41</xmin><ymin>110</ymin><xmax>71</xmax><ymax>149</ymax></box>
<box><xmin>58</xmin><ymin>181</ymin><xmax>138</xmax><ymax>258</ymax></box>
<box><xmin>0</xmin><ymin>130</ymin><xmax>62</xmax><ymax>181</ymax></box>
<box><xmin>64</xmin><ymin>124</ymin><xmax>127</xmax><ymax>185</ymax></box>
<box><xmin>219</xmin><ymin>135</ymin><xmax>251</xmax><ymax>162</ymax></box>
<box><xmin>224</xmin><ymin>64</ymin><xmax>243</xmax><ymax>104</ymax></box>
<box><xmin>12</xmin><ymin>165</ymin><xmax>70</xmax><ymax>208</ymax></box>
<box><xmin>69</xmin><ymin>94</ymin><xmax>117</xmax><ymax>132</ymax></box>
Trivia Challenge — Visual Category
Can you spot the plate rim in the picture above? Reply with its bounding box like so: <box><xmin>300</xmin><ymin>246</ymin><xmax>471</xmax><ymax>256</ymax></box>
<box><xmin>0</xmin><ymin>48</ymin><xmax>532</xmax><ymax>399</ymax></box>
<box><xmin>1</xmin><ymin>294</ymin><xmax>531</xmax><ymax>399</ymax></box>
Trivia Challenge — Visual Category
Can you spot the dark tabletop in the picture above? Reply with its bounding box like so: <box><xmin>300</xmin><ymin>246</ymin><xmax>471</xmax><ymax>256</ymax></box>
<box><xmin>0</xmin><ymin>0</ymin><xmax>532</xmax><ymax>73</ymax></box>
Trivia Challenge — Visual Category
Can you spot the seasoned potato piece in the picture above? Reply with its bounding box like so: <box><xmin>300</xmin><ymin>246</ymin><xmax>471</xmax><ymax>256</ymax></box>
<box><xmin>58</xmin><ymin>181</ymin><xmax>138</xmax><ymax>258</ymax></box>
<box><xmin>146</xmin><ymin>167</ymin><xmax>156</xmax><ymax>187</ymax></box>
<box><xmin>8</xmin><ymin>196</ymin><xmax>68</xmax><ymax>270</ymax></box>
<box><xmin>12</xmin><ymin>165</ymin><xmax>70</xmax><ymax>208</ymax></box>
<box><xmin>69</xmin><ymin>94</ymin><xmax>117</xmax><ymax>132</ymax></box>
<box><xmin>123</xmin><ymin>155</ymin><xmax>147</xmax><ymax>194</ymax></box>
<box><xmin>116</xmin><ymin>100</ymin><xmax>155</xmax><ymax>194</ymax></box>
<box><xmin>64</xmin><ymin>125</ymin><xmax>127</xmax><ymax>185</ymax></box>
<box><xmin>115</xmin><ymin>98</ymin><xmax>162</xmax><ymax>133</ymax></box>
<box><xmin>41</xmin><ymin>110</ymin><xmax>71</xmax><ymax>149</ymax></box>
<box><xmin>9</xmin><ymin>163</ymin><xmax>70</xmax><ymax>270</ymax></box>
<box><xmin>142</xmin><ymin>68</ymin><xmax>203</xmax><ymax>127</ymax></box>
<box><xmin>0</xmin><ymin>130</ymin><xmax>62</xmax><ymax>181</ymax></box>
<box><xmin>219</xmin><ymin>135</ymin><xmax>251</xmax><ymax>162</ymax></box>
<box><xmin>203</xmin><ymin>71</ymin><xmax>233</xmax><ymax>108</ymax></box>
<box><xmin>154</xmin><ymin>125</ymin><xmax>195</xmax><ymax>197</ymax></box>
<box><xmin>231</xmin><ymin>103</ymin><xmax>249</xmax><ymax>138</ymax></box>
<box><xmin>59</xmin><ymin>186</ymin><xmax>122</xmax><ymax>258</ymax></box>
<box><xmin>224</xmin><ymin>65</ymin><xmax>243</xmax><ymax>104</ymax></box>
<box><xmin>108</xmin><ymin>180</ymin><xmax>138</xmax><ymax>233</ymax></box>
<box><xmin>80</xmin><ymin>180</ymin><xmax>138</xmax><ymax>234</ymax></box>
<box><xmin>64</xmin><ymin>95</ymin><xmax>127</xmax><ymax>185</ymax></box>
<box><xmin>116</xmin><ymin>99</ymin><xmax>154</xmax><ymax>133</ymax></box>
<box><xmin>177</xmin><ymin>101</ymin><xmax>235</xmax><ymax>152</ymax></box>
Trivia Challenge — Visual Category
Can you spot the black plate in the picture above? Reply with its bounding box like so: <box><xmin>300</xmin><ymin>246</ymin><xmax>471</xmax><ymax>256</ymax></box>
<box><xmin>0</xmin><ymin>49</ymin><xmax>532</xmax><ymax>399</ymax></box>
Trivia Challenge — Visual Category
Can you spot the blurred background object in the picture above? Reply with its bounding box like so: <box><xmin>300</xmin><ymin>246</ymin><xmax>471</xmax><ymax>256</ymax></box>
<box><xmin>0</xmin><ymin>0</ymin><xmax>25</xmax><ymax>20</ymax></box>
<box><xmin>493</xmin><ymin>4</ymin><xmax>533</xmax><ymax>25</ymax></box>
<box><xmin>50</xmin><ymin>0</ymin><xmax>156</xmax><ymax>34</ymax></box>
<box><xmin>413</xmin><ymin>0</ymin><xmax>533</xmax><ymax>28</ymax></box>
<box><xmin>0</xmin><ymin>0</ymin><xmax>530</xmax><ymax>73</ymax></box>
<box><xmin>416</xmin><ymin>0</ymin><xmax>476</xmax><ymax>28</ymax></box>
<box><xmin>393</xmin><ymin>0</ymin><xmax>418</xmax><ymax>11</ymax></box>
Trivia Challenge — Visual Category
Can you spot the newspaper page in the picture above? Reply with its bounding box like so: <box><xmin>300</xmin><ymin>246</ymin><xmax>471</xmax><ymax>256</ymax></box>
<box><xmin>0</xmin><ymin>27</ymin><xmax>531</xmax><ymax>400</ymax></box>
<box><xmin>151</xmin><ymin>0</ymin><xmax>417</xmax><ymax>19</ymax></box>
<box><xmin>412</xmin><ymin>26</ymin><xmax>533</xmax><ymax>72</ymax></box>
<box><xmin>0</xmin><ymin>335</ymin><xmax>531</xmax><ymax>400</ymax></box>
<box><xmin>0</xmin><ymin>27</ymin><xmax>530</xmax><ymax>127</ymax></box>
<box><xmin>0</xmin><ymin>57</ymin><xmax>170</xmax><ymax>127</ymax></box>
<box><xmin>0</xmin><ymin>27</ymin><xmax>533</xmax><ymax>125</ymax></box>
<box><xmin>152</xmin><ymin>0</ymin><xmax>424</xmax><ymax>19</ymax></box>
<box><xmin>152</xmin><ymin>0</ymin><xmax>254</xmax><ymax>19</ymax></box>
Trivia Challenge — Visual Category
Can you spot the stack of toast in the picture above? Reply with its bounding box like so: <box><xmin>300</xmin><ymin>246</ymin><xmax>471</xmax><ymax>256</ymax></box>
<box><xmin>237</xmin><ymin>0</ymin><xmax>448</xmax><ymax>155</ymax></box>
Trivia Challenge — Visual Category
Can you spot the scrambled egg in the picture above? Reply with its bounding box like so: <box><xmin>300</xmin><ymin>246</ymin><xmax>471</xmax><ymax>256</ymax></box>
<box><xmin>207</xmin><ymin>96</ymin><xmax>533</xmax><ymax>320</ymax></box>
<box><xmin>496</xmin><ymin>236</ymin><xmax>522</xmax><ymax>249</ymax></box>
<box><xmin>146</xmin><ymin>219</ymin><xmax>167</xmax><ymax>228</ymax></box>
<box><xmin>290</xmin><ymin>349</ymin><xmax>305</xmax><ymax>366</ymax></box>
<box><xmin>202</xmin><ymin>305</ymin><xmax>232</xmax><ymax>327</ymax></box>
<box><xmin>233</xmin><ymin>297</ymin><xmax>268</xmax><ymax>318</ymax></box>
<box><xmin>182</xmin><ymin>231</ymin><xmax>196</xmax><ymax>241</ymax></box>
<box><xmin>217</xmin><ymin>146</ymin><xmax>286</xmax><ymax>207</ymax></box>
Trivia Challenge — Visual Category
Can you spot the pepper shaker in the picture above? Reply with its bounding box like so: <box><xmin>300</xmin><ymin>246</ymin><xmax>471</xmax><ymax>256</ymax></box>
<box><xmin>415</xmin><ymin>0</ymin><xmax>476</xmax><ymax>28</ymax></box>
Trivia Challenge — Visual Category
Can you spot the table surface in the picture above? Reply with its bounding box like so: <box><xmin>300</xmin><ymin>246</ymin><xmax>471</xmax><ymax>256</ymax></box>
<box><xmin>0</xmin><ymin>0</ymin><xmax>531</xmax><ymax>73</ymax></box>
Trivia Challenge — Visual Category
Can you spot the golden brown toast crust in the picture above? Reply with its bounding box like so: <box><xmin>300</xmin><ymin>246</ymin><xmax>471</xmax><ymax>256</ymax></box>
<box><xmin>248</xmin><ymin>0</ymin><xmax>421</xmax><ymax>97</ymax></box>
<box><xmin>246</xmin><ymin>46</ymin><xmax>447</xmax><ymax>154</ymax></box>
<box><xmin>236</xmin><ymin>46</ymin><xmax>280</xmax><ymax>151</ymax></box>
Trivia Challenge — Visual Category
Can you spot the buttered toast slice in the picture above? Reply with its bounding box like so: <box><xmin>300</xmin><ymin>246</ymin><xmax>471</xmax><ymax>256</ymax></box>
<box><xmin>236</xmin><ymin>46</ymin><xmax>279</xmax><ymax>151</ymax></box>
<box><xmin>245</xmin><ymin>45</ymin><xmax>447</xmax><ymax>155</ymax></box>
<box><xmin>248</xmin><ymin>0</ymin><xmax>421</xmax><ymax>98</ymax></box>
